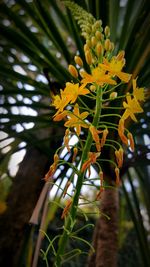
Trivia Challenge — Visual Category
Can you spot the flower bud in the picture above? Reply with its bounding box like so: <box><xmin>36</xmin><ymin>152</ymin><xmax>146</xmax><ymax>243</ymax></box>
<box><xmin>91</xmin><ymin>36</ymin><xmax>97</xmax><ymax>47</ymax></box>
<box><xmin>86</xmin><ymin>39</ymin><xmax>92</xmax><ymax>48</ymax></box>
<box><xmin>95</xmin><ymin>31</ymin><xmax>102</xmax><ymax>40</ymax></box>
<box><xmin>110</xmin><ymin>92</ymin><xmax>117</xmax><ymax>99</ymax></box>
<box><xmin>96</xmin><ymin>42</ymin><xmax>103</xmax><ymax>57</ymax></box>
<box><xmin>90</xmin><ymin>85</ymin><xmax>96</xmax><ymax>91</ymax></box>
<box><xmin>104</xmin><ymin>26</ymin><xmax>110</xmax><ymax>37</ymax></box>
<box><xmin>84</xmin><ymin>44</ymin><xmax>89</xmax><ymax>52</ymax></box>
<box><xmin>85</xmin><ymin>50</ymin><xmax>92</xmax><ymax>65</ymax></box>
<box><xmin>74</xmin><ymin>56</ymin><xmax>83</xmax><ymax>67</ymax></box>
<box><xmin>110</xmin><ymin>42</ymin><xmax>114</xmax><ymax>51</ymax></box>
<box><xmin>104</xmin><ymin>39</ymin><xmax>111</xmax><ymax>51</ymax></box>
<box><xmin>95</xmin><ymin>20</ymin><xmax>102</xmax><ymax>29</ymax></box>
<box><xmin>68</xmin><ymin>64</ymin><xmax>78</xmax><ymax>78</ymax></box>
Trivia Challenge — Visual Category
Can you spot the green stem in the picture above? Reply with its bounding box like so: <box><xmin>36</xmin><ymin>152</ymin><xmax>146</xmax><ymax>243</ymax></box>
<box><xmin>53</xmin><ymin>87</ymin><xmax>102</xmax><ymax>267</ymax></box>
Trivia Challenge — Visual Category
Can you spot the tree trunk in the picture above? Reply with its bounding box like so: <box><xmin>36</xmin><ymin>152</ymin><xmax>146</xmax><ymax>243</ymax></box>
<box><xmin>0</xmin><ymin>147</ymin><xmax>49</xmax><ymax>267</ymax></box>
<box><xmin>88</xmin><ymin>187</ymin><xmax>119</xmax><ymax>267</ymax></box>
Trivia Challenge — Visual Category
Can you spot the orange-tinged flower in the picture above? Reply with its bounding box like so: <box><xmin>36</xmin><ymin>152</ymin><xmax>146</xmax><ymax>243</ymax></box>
<box><xmin>99</xmin><ymin>171</ymin><xmax>104</xmax><ymax>187</ymax></box>
<box><xmin>81</xmin><ymin>67</ymin><xmax>116</xmax><ymax>87</ymax></box>
<box><xmin>115</xmin><ymin>148</ymin><xmax>124</xmax><ymax>168</ymax></box>
<box><xmin>115</xmin><ymin>167</ymin><xmax>120</xmax><ymax>186</ymax></box>
<box><xmin>99</xmin><ymin>57</ymin><xmax>132</xmax><ymax>83</ymax></box>
<box><xmin>63</xmin><ymin>181</ymin><xmax>71</xmax><ymax>197</ymax></box>
<box><xmin>89</xmin><ymin>125</ymin><xmax>101</xmax><ymax>152</ymax></box>
<box><xmin>128</xmin><ymin>132</ymin><xmax>135</xmax><ymax>151</ymax></box>
<box><xmin>118</xmin><ymin>119</ymin><xmax>128</xmax><ymax>146</ymax></box>
<box><xmin>96</xmin><ymin>187</ymin><xmax>104</xmax><ymax>200</ymax></box>
<box><xmin>101</xmin><ymin>129</ymin><xmax>109</xmax><ymax>147</ymax></box>
<box><xmin>64</xmin><ymin>129</ymin><xmax>71</xmax><ymax>152</ymax></box>
<box><xmin>81</xmin><ymin>152</ymin><xmax>100</xmax><ymax>172</ymax></box>
<box><xmin>122</xmin><ymin>93</ymin><xmax>143</xmax><ymax>122</ymax></box>
<box><xmin>44</xmin><ymin>154</ymin><xmax>59</xmax><ymax>181</ymax></box>
<box><xmin>53</xmin><ymin>110</ymin><xmax>68</xmax><ymax>121</ymax></box>
<box><xmin>68</xmin><ymin>64</ymin><xmax>78</xmax><ymax>78</ymax></box>
<box><xmin>63</xmin><ymin>82</ymin><xmax>89</xmax><ymax>104</ymax></box>
<box><xmin>61</xmin><ymin>199</ymin><xmax>72</xmax><ymax>219</ymax></box>
<box><xmin>72</xmin><ymin>147</ymin><xmax>78</xmax><ymax>163</ymax></box>
<box><xmin>64</xmin><ymin>104</ymin><xmax>89</xmax><ymax>136</ymax></box>
<box><xmin>133</xmin><ymin>79</ymin><xmax>145</xmax><ymax>102</ymax></box>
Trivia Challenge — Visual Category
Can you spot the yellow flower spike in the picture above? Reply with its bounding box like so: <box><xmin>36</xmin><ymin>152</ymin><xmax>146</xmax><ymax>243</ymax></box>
<box><xmin>118</xmin><ymin>119</ymin><xmax>128</xmax><ymax>146</ymax></box>
<box><xmin>85</xmin><ymin>50</ymin><xmax>93</xmax><ymax>65</ymax></box>
<box><xmin>101</xmin><ymin>128</ymin><xmax>109</xmax><ymax>148</ymax></box>
<box><xmin>128</xmin><ymin>132</ymin><xmax>135</xmax><ymax>151</ymax></box>
<box><xmin>64</xmin><ymin>129</ymin><xmax>71</xmax><ymax>152</ymax></box>
<box><xmin>89</xmin><ymin>125</ymin><xmax>101</xmax><ymax>152</ymax></box>
<box><xmin>115</xmin><ymin>167</ymin><xmax>120</xmax><ymax>186</ymax></box>
<box><xmin>72</xmin><ymin>147</ymin><xmax>78</xmax><ymax>163</ymax></box>
<box><xmin>133</xmin><ymin>79</ymin><xmax>145</xmax><ymax>102</ymax></box>
<box><xmin>61</xmin><ymin>199</ymin><xmax>72</xmax><ymax>219</ymax></box>
<box><xmin>44</xmin><ymin>154</ymin><xmax>59</xmax><ymax>181</ymax></box>
<box><xmin>122</xmin><ymin>93</ymin><xmax>143</xmax><ymax>122</ymax></box>
<box><xmin>74</xmin><ymin>56</ymin><xmax>83</xmax><ymax>67</ymax></box>
<box><xmin>99</xmin><ymin>57</ymin><xmax>132</xmax><ymax>83</ymax></box>
<box><xmin>64</xmin><ymin>104</ymin><xmax>89</xmax><ymax>136</ymax></box>
<box><xmin>81</xmin><ymin>152</ymin><xmax>100</xmax><ymax>172</ymax></box>
<box><xmin>68</xmin><ymin>64</ymin><xmax>78</xmax><ymax>78</ymax></box>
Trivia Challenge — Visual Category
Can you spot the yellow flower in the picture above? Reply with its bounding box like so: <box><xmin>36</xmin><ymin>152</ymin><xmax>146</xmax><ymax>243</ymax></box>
<box><xmin>81</xmin><ymin>67</ymin><xmax>117</xmax><ymax>87</ymax></box>
<box><xmin>52</xmin><ymin>82</ymin><xmax>89</xmax><ymax>115</ymax></box>
<box><xmin>63</xmin><ymin>82</ymin><xmax>90</xmax><ymax>103</ymax></box>
<box><xmin>99</xmin><ymin>57</ymin><xmax>132</xmax><ymax>83</ymax></box>
<box><xmin>52</xmin><ymin>90</ymin><xmax>70</xmax><ymax>115</ymax></box>
<box><xmin>122</xmin><ymin>93</ymin><xmax>143</xmax><ymax>122</ymax></box>
<box><xmin>64</xmin><ymin>104</ymin><xmax>89</xmax><ymax>136</ymax></box>
<box><xmin>133</xmin><ymin>79</ymin><xmax>145</xmax><ymax>102</ymax></box>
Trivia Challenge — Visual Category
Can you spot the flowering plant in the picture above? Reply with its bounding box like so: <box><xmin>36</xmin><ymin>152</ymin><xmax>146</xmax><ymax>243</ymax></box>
<box><xmin>43</xmin><ymin>2</ymin><xmax>144</xmax><ymax>266</ymax></box>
